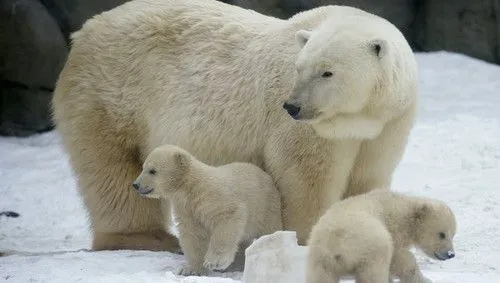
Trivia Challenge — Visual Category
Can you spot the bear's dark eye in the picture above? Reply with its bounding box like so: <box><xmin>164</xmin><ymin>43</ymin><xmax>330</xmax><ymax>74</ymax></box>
<box><xmin>439</xmin><ymin>232</ymin><xmax>446</xmax><ymax>240</ymax></box>
<box><xmin>321</xmin><ymin>71</ymin><xmax>333</xmax><ymax>78</ymax></box>
<box><xmin>148</xmin><ymin>169</ymin><xmax>156</xmax><ymax>175</ymax></box>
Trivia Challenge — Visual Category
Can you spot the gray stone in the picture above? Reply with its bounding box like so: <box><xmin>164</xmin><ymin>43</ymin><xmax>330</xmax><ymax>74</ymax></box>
<box><xmin>303</xmin><ymin>0</ymin><xmax>417</xmax><ymax>43</ymax></box>
<box><xmin>225</xmin><ymin>0</ymin><xmax>418</xmax><ymax>48</ymax></box>
<box><xmin>0</xmin><ymin>0</ymin><xmax>68</xmax><ymax>136</ymax></box>
<box><xmin>50</xmin><ymin>0</ymin><xmax>130</xmax><ymax>34</ymax></box>
<box><xmin>0</xmin><ymin>87</ymin><xmax>54</xmax><ymax>136</ymax></box>
<box><xmin>496</xmin><ymin>0</ymin><xmax>500</xmax><ymax>63</ymax></box>
<box><xmin>228</xmin><ymin>0</ymin><xmax>290</xmax><ymax>18</ymax></box>
<box><xmin>1</xmin><ymin>0</ymin><xmax>131</xmax><ymax>137</ymax></box>
<box><xmin>414</xmin><ymin>0</ymin><xmax>499</xmax><ymax>64</ymax></box>
<box><xmin>0</xmin><ymin>0</ymin><xmax>68</xmax><ymax>89</ymax></box>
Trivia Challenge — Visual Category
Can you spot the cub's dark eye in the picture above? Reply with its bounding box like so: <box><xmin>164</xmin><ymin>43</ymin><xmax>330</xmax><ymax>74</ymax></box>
<box><xmin>439</xmin><ymin>232</ymin><xmax>446</xmax><ymax>239</ymax></box>
<box><xmin>148</xmin><ymin>169</ymin><xmax>156</xmax><ymax>175</ymax></box>
<box><xmin>322</xmin><ymin>71</ymin><xmax>333</xmax><ymax>78</ymax></box>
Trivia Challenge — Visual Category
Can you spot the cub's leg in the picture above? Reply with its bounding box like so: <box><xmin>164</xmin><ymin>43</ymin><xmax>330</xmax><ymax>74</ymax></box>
<box><xmin>306</xmin><ymin>246</ymin><xmax>341</xmax><ymax>283</ymax></box>
<box><xmin>390</xmin><ymin>249</ymin><xmax>432</xmax><ymax>283</ymax></box>
<box><xmin>176</xmin><ymin>211</ymin><xmax>210</xmax><ymax>276</ymax></box>
<box><xmin>203</xmin><ymin>209</ymin><xmax>247</xmax><ymax>271</ymax></box>
<box><xmin>355</xmin><ymin>264</ymin><xmax>391</xmax><ymax>283</ymax></box>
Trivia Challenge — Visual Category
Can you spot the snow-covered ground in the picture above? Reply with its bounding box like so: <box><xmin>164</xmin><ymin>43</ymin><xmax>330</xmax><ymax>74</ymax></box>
<box><xmin>1</xmin><ymin>51</ymin><xmax>499</xmax><ymax>282</ymax></box>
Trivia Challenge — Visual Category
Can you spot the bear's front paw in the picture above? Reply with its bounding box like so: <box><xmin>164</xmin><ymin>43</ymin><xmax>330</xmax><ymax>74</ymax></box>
<box><xmin>203</xmin><ymin>250</ymin><xmax>235</xmax><ymax>271</ymax></box>
<box><xmin>177</xmin><ymin>264</ymin><xmax>208</xmax><ymax>276</ymax></box>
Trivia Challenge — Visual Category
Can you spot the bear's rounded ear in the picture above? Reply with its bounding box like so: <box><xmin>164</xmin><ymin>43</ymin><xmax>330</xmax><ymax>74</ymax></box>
<box><xmin>174</xmin><ymin>152</ymin><xmax>189</xmax><ymax>168</ymax></box>
<box><xmin>295</xmin><ymin>30</ymin><xmax>312</xmax><ymax>47</ymax></box>
<box><xmin>413</xmin><ymin>203</ymin><xmax>431</xmax><ymax>222</ymax></box>
<box><xmin>369</xmin><ymin>39</ymin><xmax>388</xmax><ymax>59</ymax></box>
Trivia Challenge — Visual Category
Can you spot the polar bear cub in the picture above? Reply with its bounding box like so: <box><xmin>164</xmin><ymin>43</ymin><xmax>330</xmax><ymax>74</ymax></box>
<box><xmin>133</xmin><ymin>144</ymin><xmax>282</xmax><ymax>275</ymax></box>
<box><xmin>306</xmin><ymin>190</ymin><xmax>457</xmax><ymax>283</ymax></box>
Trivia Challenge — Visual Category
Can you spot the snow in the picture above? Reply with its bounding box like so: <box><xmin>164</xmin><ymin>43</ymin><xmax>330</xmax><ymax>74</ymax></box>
<box><xmin>1</xmin><ymin>51</ymin><xmax>500</xmax><ymax>282</ymax></box>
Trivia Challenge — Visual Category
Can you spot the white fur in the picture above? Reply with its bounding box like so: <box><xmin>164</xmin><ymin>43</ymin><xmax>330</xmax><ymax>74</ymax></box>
<box><xmin>286</xmin><ymin>13</ymin><xmax>418</xmax><ymax>140</ymax></box>
<box><xmin>52</xmin><ymin>0</ymin><xmax>419</xmax><ymax>249</ymax></box>
<box><xmin>307</xmin><ymin>190</ymin><xmax>457</xmax><ymax>283</ymax></box>
<box><xmin>134</xmin><ymin>144</ymin><xmax>282</xmax><ymax>275</ymax></box>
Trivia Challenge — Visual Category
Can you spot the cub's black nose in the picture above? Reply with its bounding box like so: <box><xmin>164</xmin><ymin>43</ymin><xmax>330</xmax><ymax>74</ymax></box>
<box><xmin>132</xmin><ymin>182</ymin><xmax>140</xmax><ymax>190</ymax></box>
<box><xmin>283</xmin><ymin>102</ymin><xmax>301</xmax><ymax>118</ymax></box>
<box><xmin>435</xmin><ymin>250</ymin><xmax>455</xmax><ymax>260</ymax></box>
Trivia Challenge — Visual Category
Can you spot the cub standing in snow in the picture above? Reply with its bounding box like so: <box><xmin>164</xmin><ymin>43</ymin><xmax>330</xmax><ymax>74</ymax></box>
<box><xmin>307</xmin><ymin>190</ymin><xmax>457</xmax><ymax>283</ymax></box>
<box><xmin>132</xmin><ymin>144</ymin><xmax>283</xmax><ymax>275</ymax></box>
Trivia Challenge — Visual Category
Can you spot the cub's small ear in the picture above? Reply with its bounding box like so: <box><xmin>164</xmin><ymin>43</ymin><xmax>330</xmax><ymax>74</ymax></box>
<box><xmin>369</xmin><ymin>39</ymin><xmax>388</xmax><ymax>59</ymax></box>
<box><xmin>414</xmin><ymin>203</ymin><xmax>431</xmax><ymax>222</ymax></box>
<box><xmin>174</xmin><ymin>152</ymin><xmax>189</xmax><ymax>168</ymax></box>
<box><xmin>296</xmin><ymin>30</ymin><xmax>312</xmax><ymax>47</ymax></box>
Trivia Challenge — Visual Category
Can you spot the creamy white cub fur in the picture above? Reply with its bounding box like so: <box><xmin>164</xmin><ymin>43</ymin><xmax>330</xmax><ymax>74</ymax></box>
<box><xmin>306</xmin><ymin>190</ymin><xmax>457</xmax><ymax>283</ymax></box>
<box><xmin>52</xmin><ymin>0</ymin><xmax>419</xmax><ymax>250</ymax></box>
<box><xmin>133</xmin><ymin>144</ymin><xmax>282</xmax><ymax>276</ymax></box>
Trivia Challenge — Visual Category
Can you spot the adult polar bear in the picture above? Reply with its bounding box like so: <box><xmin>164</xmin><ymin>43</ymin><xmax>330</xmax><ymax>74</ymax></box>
<box><xmin>52</xmin><ymin>0</ymin><xmax>418</xmax><ymax>251</ymax></box>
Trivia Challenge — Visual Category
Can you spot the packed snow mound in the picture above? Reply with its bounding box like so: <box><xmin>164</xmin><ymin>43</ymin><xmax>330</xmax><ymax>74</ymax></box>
<box><xmin>242</xmin><ymin>231</ymin><xmax>307</xmax><ymax>283</ymax></box>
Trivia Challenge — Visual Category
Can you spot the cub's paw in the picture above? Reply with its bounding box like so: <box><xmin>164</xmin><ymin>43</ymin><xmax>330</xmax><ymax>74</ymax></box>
<box><xmin>419</xmin><ymin>276</ymin><xmax>432</xmax><ymax>283</ymax></box>
<box><xmin>203</xmin><ymin>251</ymin><xmax>235</xmax><ymax>271</ymax></box>
<box><xmin>177</xmin><ymin>264</ymin><xmax>208</xmax><ymax>276</ymax></box>
<box><xmin>400</xmin><ymin>276</ymin><xmax>433</xmax><ymax>283</ymax></box>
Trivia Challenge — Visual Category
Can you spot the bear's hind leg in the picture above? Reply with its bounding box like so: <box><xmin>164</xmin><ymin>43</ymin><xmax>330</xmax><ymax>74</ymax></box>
<box><xmin>354</xmin><ymin>226</ymin><xmax>393</xmax><ymax>283</ymax></box>
<box><xmin>92</xmin><ymin>230</ymin><xmax>180</xmax><ymax>252</ymax></box>
<box><xmin>86</xmin><ymin>151</ymin><xmax>180</xmax><ymax>252</ymax></box>
<box><xmin>59</xmin><ymin>117</ymin><xmax>180</xmax><ymax>252</ymax></box>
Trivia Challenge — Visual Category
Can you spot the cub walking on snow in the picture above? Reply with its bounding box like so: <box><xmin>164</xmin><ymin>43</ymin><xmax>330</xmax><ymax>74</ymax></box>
<box><xmin>307</xmin><ymin>189</ymin><xmax>457</xmax><ymax>283</ymax></box>
<box><xmin>133</xmin><ymin>144</ymin><xmax>282</xmax><ymax>275</ymax></box>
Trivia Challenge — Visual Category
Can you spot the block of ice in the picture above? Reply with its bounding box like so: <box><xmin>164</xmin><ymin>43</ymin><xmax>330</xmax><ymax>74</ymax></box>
<box><xmin>242</xmin><ymin>231</ymin><xmax>308</xmax><ymax>283</ymax></box>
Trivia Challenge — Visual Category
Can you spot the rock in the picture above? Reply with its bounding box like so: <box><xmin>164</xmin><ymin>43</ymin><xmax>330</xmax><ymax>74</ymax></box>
<box><xmin>228</xmin><ymin>0</ymin><xmax>290</xmax><ymax>18</ymax></box>
<box><xmin>414</xmin><ymin>0</ymin><xmax>499</xmax><ymax>64</ymax></box>
<box><xmin>0</xmin><ymin>0</ymin><xmax>68</xmax><ymax>136</ymax></box>
<box><xmin>49</xmin><ymin>0</ymin><xmax>130</xmax><ymax>38</ymax></box>
<box><xmin>242</xmin><ymin>231</ymin><xmax>308</xmax><ymax>283</ymax></box>
<box><xmin>225</xmin><ymin>0</ymin><xmax>418</xmax><ymax>48</ymax></box>
<box><xmin>1</xmin><ymin>0</ymin><xmax>130</xmax><ymax>137</ymax></box>
<box><xmin>497</xmin><ymin>0</ymin><xmax>500</xmax><ymax>63</ymax></box>
<box><xmin>303</xmin><ymin>1</ymin><xmax>417</xmax><ymax>44</ymax></box>
<box><xmin>0</xmin><ymin>88</ymin><xmax>55</xmax><ymax>136</ymax></box>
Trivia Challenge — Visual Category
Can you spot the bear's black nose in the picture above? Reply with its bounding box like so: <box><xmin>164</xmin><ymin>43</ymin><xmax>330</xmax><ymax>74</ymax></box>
<box><xmin>132</xmin><ymin>182</ymin><xmax>140</xmax><ymax>190</ymax></box>
<box><xmin>283</xmin><ymin>102</ymin><xmax>301</xmax><ymax>118</ymax></box>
